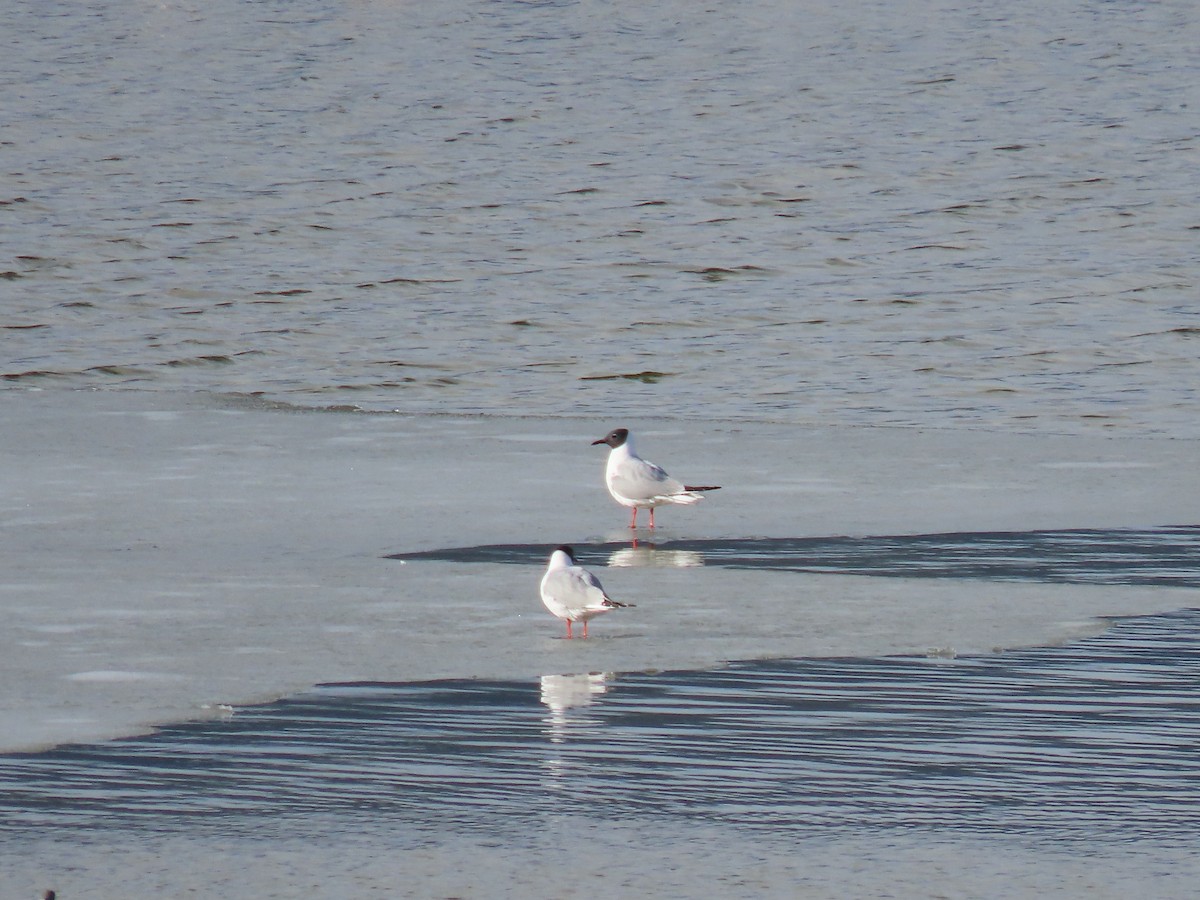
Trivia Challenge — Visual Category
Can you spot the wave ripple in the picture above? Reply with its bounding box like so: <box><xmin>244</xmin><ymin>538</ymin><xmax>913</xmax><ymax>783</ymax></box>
<box><xmin>2</xmin><ymin>610</ymin><xmax>1199</xmax><ymax>846</ymax></box>
<box><xmin>391</xmin><ymin>525</ymin><xmax>1200</xmax><ymax>587</ymax></box>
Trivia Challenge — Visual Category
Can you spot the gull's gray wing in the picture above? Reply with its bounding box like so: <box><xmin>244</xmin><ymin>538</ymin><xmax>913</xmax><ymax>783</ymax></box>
<box><xmin>542</xmin><ymin>565</ymin><xmax>611</xmax><ymax>614</ymax></box>
<box><xmin>610</xmin><ymin>455</ymin><xmax>686</xmax><ymax>502</ymax></box>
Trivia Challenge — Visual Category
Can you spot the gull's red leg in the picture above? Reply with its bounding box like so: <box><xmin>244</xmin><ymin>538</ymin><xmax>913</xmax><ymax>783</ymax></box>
<box><xmin>565</xmin><ymin>620</ymin><xmax>573</xmax><ymax>639</ymax></box>
<box><xmin>630</xmin><ymin>507</ymin><xmax>638</xmax><ymax>529</ymax></box>
<box><xmin>649</xmin><ymin>507</ymin><xmax>656</xmax><ymax>529</ymax></box>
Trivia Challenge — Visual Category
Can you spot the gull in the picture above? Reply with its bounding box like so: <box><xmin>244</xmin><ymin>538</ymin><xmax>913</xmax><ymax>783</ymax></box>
<box><xmin>591</xmin><ymin>427</ymin><xmax>720</xmax><ymax>528</ymax></box>
<box><xmin>540</xmin><ymin>545</ymin><xmax>632</xmax><ymax>639</ymax></box>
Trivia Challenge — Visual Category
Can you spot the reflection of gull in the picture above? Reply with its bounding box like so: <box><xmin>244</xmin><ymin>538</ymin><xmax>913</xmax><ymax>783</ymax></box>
<box><xmin>540</xmin><ymin>545</ymin><xmax>633</xmax><ymax>639</ymax></box>
<box><xmin>540</xmin><ymin>672</ymin><xmax>611</xmax><ymax>746</ymax></box>
<box><xmin>591</xmin><ymin>427</ymin><xmax>720</xmax><ymax>529</ymax></box>
<box><xmin>608</xmin><ymin>546</ymin><xmax>705</xmax><ymax>568</ymax></box>
<box><xmin>540</xmin><ymin>672</ymin><xmax>611</xmax><ymax>713</ymax></box>
<box><xmin>200</xmin><ymin>702</ymin><xmax>236</xmax><ymax>722</ymax></box>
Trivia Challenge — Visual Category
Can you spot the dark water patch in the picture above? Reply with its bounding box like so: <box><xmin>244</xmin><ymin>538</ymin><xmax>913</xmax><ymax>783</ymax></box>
<box><xmin>578</xmin><ymin>370</ymin><xmax>674</xmax><ymax>384</ymax></box>
<box><xmin>2</xmin><ymin>370</ymin><xmax>69</xmax><ymax>382</ymax></box>
<box><xmin>161</xmin><ymin>355</ymin><xmax>235</xmax><ymax>367</ymax></box>
<box><xmin>389</xmin><ymin>526</ymin><xmax>1200</xmax><ymax>588</ymax></box>
<box><xmin>1</xmin><ymin>611</ymin><xmax>1198</xmax><ymax>845</ymax></box>
<box><xmin>378</xmin><ymin>359</ymin><xmax>456</xmax><ymax>370</ymax></box>
<box><xmin>1132</xmin><ymin>326</ymin><xmax>1200</xmax><ymax>339</ymax></box>
<box><xmin>86</xmin><ymin>365</ymin><xmax>150</xmax><ymax>377</ymax></box>
<box><xmin>682</xmin><ymin>265</ymin><xmax>771</xmax><ymax>282</ymax></box>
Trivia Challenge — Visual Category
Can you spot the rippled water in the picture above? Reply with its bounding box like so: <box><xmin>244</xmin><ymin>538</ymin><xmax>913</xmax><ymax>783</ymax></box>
<box><xmin>2</xmin><ymin>608</ymin><xmax>1198</xmax><ymax>850</ymax></box>
<box><xmin>3</xmin><ymin>0</ymin><xmax>1199</xmax><ymax>433</ymax></box>
<box><xmin>5</xmin><ymin>527</ymin><xmax>1198</xmax><ymax>851</ymax></box>
<box><xmin>394</xmin><ymin>525</ymin><xmax>1200</xmax><ymax>587</ymax></box>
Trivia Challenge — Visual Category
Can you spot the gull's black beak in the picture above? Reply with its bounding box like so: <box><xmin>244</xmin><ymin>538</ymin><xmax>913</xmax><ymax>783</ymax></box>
<box><xmin>591</xmin><ymin>437</ymin><xmax>607</xmax><ymax>445</ymax></box>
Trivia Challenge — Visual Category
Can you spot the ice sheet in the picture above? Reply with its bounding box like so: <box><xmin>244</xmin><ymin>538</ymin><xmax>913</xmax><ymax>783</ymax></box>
<box><xmin>2</xmin><ymin>389</ymin><xmax>1197</xmax><ymax>752</ymax></box>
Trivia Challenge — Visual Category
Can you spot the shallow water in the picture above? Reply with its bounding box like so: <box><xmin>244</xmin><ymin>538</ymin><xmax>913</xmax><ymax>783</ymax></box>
<box><xmin>396</xmin><ymin>525</ymin><xmax>1200</xmax><ymax>587</ymax></box>
<box><xmin>3</xmin><ymin>609</ymin><xmax>1199</xmax><ymax>897</ymax></box>
<box><xmin>5</xmin><ymin>516</ymin><xmax>1200</xmax><ymax>896</ymax></box>
<box><xmin>3</xmin><ymin>0</ymin><xmax>1199</xmax><ymax>434</ymax></box>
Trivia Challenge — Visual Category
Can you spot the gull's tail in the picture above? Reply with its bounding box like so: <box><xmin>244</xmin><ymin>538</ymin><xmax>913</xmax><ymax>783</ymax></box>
<box><xmin>665</xmin><ymin>485</ymin><xmax>720</xmax><ymax>505</ymax></box>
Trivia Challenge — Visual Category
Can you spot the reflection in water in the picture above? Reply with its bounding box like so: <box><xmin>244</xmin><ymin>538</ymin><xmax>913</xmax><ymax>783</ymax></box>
<box><xmin>539</xmin><ymin>673</ymin><xmax>612</xmax><ymax>784</ymax></box>
<box><xmin>2</xmin><ymin>612</ymin><xmax>1200</xmax><ymax>843</ymax></box>
<box><xmin>391</xmin><ymin>527</ymin><xmax>1200</xmax><ymax>588</ymax></box>
<box><xmin>607</xmin><ymin>546</ymin><xmax>705</xmax><ymax>568</ymax></box>
<box><xmin>539</xmin><ymin>673</ymin><xmax>610</xmax><ymax>746</ymax></box>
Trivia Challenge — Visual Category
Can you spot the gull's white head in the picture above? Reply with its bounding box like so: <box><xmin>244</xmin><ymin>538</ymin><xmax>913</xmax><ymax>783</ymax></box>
<box><xmin>548</xmin><ymin>545</ymin><xmax>577</xmax><ymax>568</ymax></box>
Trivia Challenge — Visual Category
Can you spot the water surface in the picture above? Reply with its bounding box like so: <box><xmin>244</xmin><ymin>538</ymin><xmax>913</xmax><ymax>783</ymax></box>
<box><xmin>2</xmin><ymin>610</ymin><xmax>1198</xmax><ymax>873</ymax></box>
<box><xmin>394</xmin><ymin>525</ymin><xmax>1200</xmax><ymax>587</ymax></box>
<box><xmin>3</xmin><ymin>0</ymin><xmax>1198</xmax><ymax>434</ymax></box>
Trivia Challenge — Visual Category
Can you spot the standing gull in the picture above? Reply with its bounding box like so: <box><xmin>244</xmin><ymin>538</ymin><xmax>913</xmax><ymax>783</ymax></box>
<box><xmin>540</xmin><ymin>545</ymin><xmax>632</xmax><ymax>639</ymax></box>
<box><xmin>592</xmin><ymin>427</ymin><xmax>720</xmax><ymax>529</ymax></box>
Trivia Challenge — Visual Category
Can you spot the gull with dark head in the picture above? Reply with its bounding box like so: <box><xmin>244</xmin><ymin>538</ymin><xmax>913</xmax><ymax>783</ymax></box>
<box><xmin>591</xmin><ymin>427</ymin><xmax>720</xmax><ymax>529</ymax></box>
<box><xmin>540</xmin><ymin>545</ymin><xmax>632</xmax><ymax>639</ymax></box>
